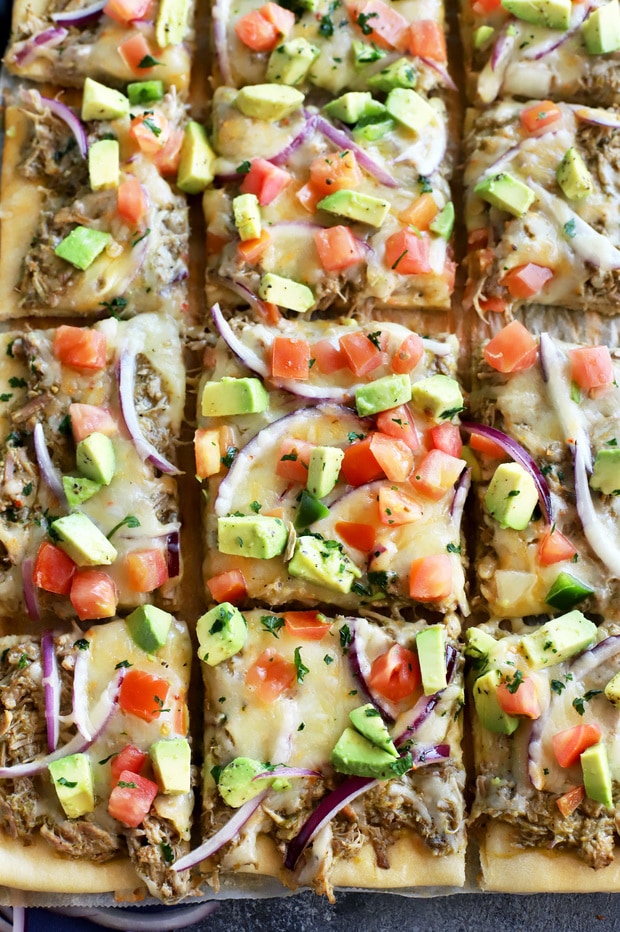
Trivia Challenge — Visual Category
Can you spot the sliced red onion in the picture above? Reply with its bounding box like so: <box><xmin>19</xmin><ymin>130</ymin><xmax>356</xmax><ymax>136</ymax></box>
<box><xmin>52</xmin><ymin>0</ymin><xmax>106</xmax><ymax>26</ymax></box>
<box><xmin>13</xmin><ymin>27</ymin><xmax>68</xmax><ymax>65</ymax></box>
<box><xmin>420</xmin><ymin>57</ymin><xmax>457</xmax><ymax>91</ymax></box>
<box><xmin>166</xmin><ymin>529</ymin><xmax>180</xmax><ymax>578</ymax></box>
<box><xmin>212</xmin><ymin>0</ymin><xmax>233</xmax><ymax>85</ymax></box>
<box><xmin>395</xmin><ymin>644</ymin><xmax>458</xmax><ymax>746</ymax></box>
<box><xmin>173</xmin><ymin>790</ymin><xmax>269</xmax><ymax>872</ymax></box>
<box><xmin>270</xmin><ymin>114</ymin><xmax>318</xmax><ymax>166</ymax></box>
<box><xmin>574</xmin><ymin>440</ymin><xmax>620</xmax><ymax>578</ymax></box>
<box><xmin>450</xmin><ymin>467</ymin><xmax>471</xmax><ymax>522</ymax></box>
<box><xmin>572</xmin><ymin>105</ymin><xmax>620</xmax><ymax>129</ymax></box>
<box><xmin>348</xmin><ymin>618</ymin><xmax>396</xmax><ymax>722</ymax></box>
<box><xmin>40</xmin><ymin>96</ymin><xmax>88</xmax><ymax>159</ymax></box>
<box><xmin>33</xmin><ymin>421</ymin><xmax>67</xmax><ymax>506</ymax></box>
<box><xmin>252</xmin><ymin>766</ymin><xmax>321</xmax><ymax>781</ymax></box>
<box><xmin>52</xmin><ymin>904</ymin><xmax>220</xmax><ymax>930</ymax></box>
<box><xmin>21</xmin><ymin>558</ymin><xmax>40</xmax><ymax>622</ymax></box>
<box><xmin>478</xmin><ymin>27</ymin><xmax>516</xmax><ymax>104</ymax></box>
<box><xmin>0</xmin><ymin>669</ymin><xmax>124</xmax><ymax>779</ymax></box>
<box><xmin>392</xmin><ymin>116</ymin><xmax>447</xmax><ymax>176</ymax></box>
<box><xmin>314</xmin><ymin>115</ymin><xmax>397</xmax><ymax>189</ymax></box>
<box><xmin>523</xmin><ymin>4</ymin><xmax>589</xmax><ymax>60</ymax></box>
<box><xmin>42</xmin><ymin>631</ymin><xmax>61</xmax><ymax>752</ymax></box>
<box><xmin>460</xmin><ymin>422</ymin><xmax>552</xmax><ymax>523</ymax></box>
<box><xmin>539</xmin><ymin>332</ymin><xmax>592</xmax><ymax>473</ymax></box>
<box><xmin>118</xmin><ymin>350</ymin><xmax>180</xmax><ymax>475</ymax></box>
<box><xmin>217</xmin><ymin>278</ymin><xmax>272</xmax><ymax>317</ymax></box>
<box><xmin>72</xmin><ymin>647</ymin><xmax>92</xmax><ymax>739</ymax></box>
<box><xmin>409</xmin><ymin>743</ymin><xmax>450</xmax><ymax>767</ymax></box>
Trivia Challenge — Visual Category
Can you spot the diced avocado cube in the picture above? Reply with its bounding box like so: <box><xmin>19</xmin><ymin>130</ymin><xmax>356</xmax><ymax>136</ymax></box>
<box><xmin>307</xmin><ymin>446</ymin><xmax>344</xmax><ymax>498</ymax></box>
<box><xmin>62</xmin><ymin>475</ymin><xmax>102</xmax><ymax>506</ymax></box>
<box><xmin>217</xmin><ymin>757</ymin><xmax>272</xmax><ymax>807</ymax></box>
<box><xmin>233</xmin><ymin>193</ymin><xmax>261</xmax><ymax>242</ymax></box>
<box><xmin>267</xmin><ymin>38</ymin><xmax>320</xmax><ymax>85</ymax></box>
<box><xmin>582</xmin><ymin>0</ymin><xmax>620</xmax><ymax>53</ymax></box>
<box><xmin>201</xmin><ymin>376</ymin><xmax>269</xmax><ymax>416</ymax></box>
<box><xmin>156</xmin><ymin>0</ymin><xmax>190</xmax><ymax>46</ymax></box>
<box><xmin>349</xmin><ymin>704</ymin><xmax>398</xmax><ymax>757</ymax></box>
<box><xmin>288</xmin><ymin>535</ymin><xmax>362</xmax><ymax>593</ymax></box>
<box><xmin>385</xmin><ymin>88</ymin><xmax>435</xmax><ymax>134</ymax></box>
<box><xmin>235</xmin><ymin>84</ymin><xmax>305</xmax><ymax>121</ymax></box>
<box><xmin>474</xmin><ymin>25</ymin><xmax>495</xmax><ymax>47</ymax></box>
<box><xmin>258</xmin><ymin>273</ymin><xmax>315</xmax><ymax>313</ymax></box>
<box><xmin>410</xmin><ymin>374</ymin><xmax>463</xmax><ymax>420</ymax></box>
<box><xmin>590</xmin><ymin>448</ymin><xmax>620</xmax><ymax>495</ymax></box>
<box><xmin>325</xmin><ymin>91</ymin><xmax>384</xmax><ymax>124</ymax></box>
<box><xmin>330</xmin><ymin>727</ymin><xmax>411</xmax><ymax>779</ymax></box>
<box><xmin>416</xmin><ymin>625</ymin><xmax>447</xmax><ymax>695</ymax></box>
<box><xmin>352</xmin><ymin>40</ymin><xmax>387</xmax><ymax>68</ymax></box>
<box><xmin>501</xmin><ymin>0</ymin><xmax>571</xmax><ymax>30</ymax></box>
<box><xmin>429</xmin><ymin>201</ymin><xmax>455</xmax><ymax>239</ymax></box>
<box><xmin>55</xmin><ymin>227</ymin><xmax>112</xmax><ymax>271</ymax></box>
<box><xmin>218</xmin><ymin>515</ymin><xmax>288</xmax><ymax>559</ymax></box>
<box><xmin>177</xmin><ymin>121</ymin><xmax>215</xmax><ymax>194</ymax></box>
<box><xmin>368</xmin><ymin>57</ymin><xmax>417</xmax><ymax>92</ymax></box>
<box><xmin>76</xmin><ymin>431</ymin><xmax>115</xmax><ymax>486</ymax></box>
<box><xmin>474</xmin><ymin>172</ymin><xmax>535</xmax><ymax>218</ymax></box>
<box><xmin>353</xmin><ymin>117</ymin><xmax>394</xmax><ymax>142</ymax></box>
<box><xmin>484</xmin><ymin>462</ymin><xmax>538</xmax><ymax>530</ymax></box>
<box><xmin>317</xmin><ymin>190</ymin><xmax>390</xmax><ymax>227</ymax></box>
<box><xmin>557</xmin><ymin>147</ymin><xmax>594</xmax><ymax>201</ymax></box>
<box><xmin>82</xmin><ymin>77</ymin><xmax>129</xmax><ymax>121</ymax></box>
<box><xmin>127</xmin><ymin>81</ymin><xmax>165</xmax><ymax>105</ymax></box>
<box><xmin>581</xmin><ymin>742</ymin><xmax>613</xmax><ymax>808</ymax></box>
<box><xmin>518</xmin><ymin>610</ymin><xmax>597</xmax><ymax>670</ymax></box>
<box><xmin>604</xmin><ymin>671</ymin><xmax>620</xmax><ymax>708</ymax></box>
<box><xmin>88</xmin><ymin>139</ymin><xmax>119</xmax><ymax>191</ymax></box>
<box><xmin>545</xmin><ymin>571</ymin><xmax>594</xmax><ymax>610</ymax></box>
<box><xmin>51</xmin><ymin>512</ymin><xmax>117</xmax><ymax>566</ymax></box>
<box><xmin>48</xmin><ymin>753</ymin><xmax>95</xmax><ymax>818</ymax></box>
<box><xmin>294</xmin><ymin>489</ymin><xmax>330</xmax><ymax>530</ymax></box>
<box><xmin>196</xmin><ymin>602</ymin><xmax>248</xmax><ymax>665</ymax></box>
<box><xmin>473</xmin><ymin>669</ymin><xmax>520</xmax><ymax>735</ymax></box>
<box><xmin>126</xmin><ymin>604</ymin><xmax>173</xmax><ymax>653</ymax></box>
<box><xmin>355</xmin><ymin>373</ymin><xmax>412</xmax><ymax>417</ymax></box>
<box><xmin>465</xmin><ymin>627</ymin><xmax>499</xmax><ymax>673</ymax></box>
<box><xmin>150</xmin><ymin>738</ymin><xmax>191</xmax><ymax>794</ymax></box>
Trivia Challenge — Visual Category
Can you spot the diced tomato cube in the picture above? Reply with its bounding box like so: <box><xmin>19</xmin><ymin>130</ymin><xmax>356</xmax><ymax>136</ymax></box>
<box><xmin>384</xmin><ymin>229</ymin><xmax>432</xmax><ymax>275</ymax></box>
<box><xmin>376</xmin><ymin>404</ymin><xmax>420</xmax><ymax>451</ymax></box>
<box><xmin>283</xmin><ymin>611</ymin><xmax>331</xmax><ymax>640</ymax></box>
<box><xmin>520</xmin><ymin>101</ymin><xmax>562</xmax><ymax>136</ymax></box>
<box><xmin>118</xmin><ymin>176</ymin><xmax>149</xmax><ymax>225</ymax></box>
<box><xmin>245</xmin><ymin>648</ymin><xmax>296</xmax><ymax>702</ymax></box>
<box><xmin>311</xmin><ymin>339</ymin><xmax>347</xmax><ymax>374</ymax></box>
<box><xmin>70</xmin><ymin>569</ymin><xmax>117</xmax><ymax>620</ymax></box>
<box><xmin>126</xmin><ymin>549</ymin><xmax>169</xmax><ymax>593</ymax></box>
<box><xmin>570</xmin><ymin>346</ymin><xmax>614</xmax><ymax>392</ymax></box>
<box><xmin>271</xmin><ymin>337</ymin><xmax>310</xmax><ymax>380</ymax></box>
<box><xmin>53</xmin><ymin>326</ymin><xmax>107</xmax><ymax>370</ymax></box>
<box><xmin>260</xmin><ymin>2</ymin><xmax>295</xmax><ymax>33</ymax></box>
<box><xmin>153</xmin><ymin>128</ymin><xmax>183</xmax><ymax>176</ymax></box>
<box><xmin>339</xmin><ymin>331</ymin><xmax>384</xmax><ymax>377</ymax></box>
<box><xmin>378</xmin><ymin>486</ymin><xmax>423</xmax><ymax>526</ymax></box>
<box><xmin>496</xmin><ymin>675</ymin><xmax>541</xmax><ymax>719</ymax></box>
<box><xmin>406</xmin><ymin>19</ymin><xmax>447</xmax><ymax>60</ymax></box>
<box><xmin>430</xmin><ymin>422</ymin><xmax>462</xmax><ymax>458</ymax></box>
<box><xmin>235</xmin><ymin>9</ymin><xmax>279</xmax><ymax>49</ymax></box>
<box><xmin>129</xmin><ymin>112</ymin><xmax>169</xmax><ymax>154</ymax></box>
<box><xmin>119</xmin><ymin>669</ymin><xmax>170</xmax><ymax>722</ymax></box>
<box><xmin>108</xmin><ymin>769</ymin><xmax>159</xmax><ymax>827</ymax></box>
<box><xmin>399</xmin><ymin>192</ymin><xmax>438</xmax><ymax>230</ymax></box>
<box><xmin>409</xmin><ymin>553</ymin><xmax>452</xmax><ymax>601</ymax></box>
<box><xmin>276</xmin><ymin>438</ymin><xmax>314</xmax><ymax>483</ymax></box>
<box><xmin>296</xmin><ymin>182</ymin><xmax>321</xmax><ymax>214</ymax></box>
<box><xmin>391</xmin><ymin>333</ymin><xmax>424</xmax><ymax>374</ymax></box>
<box><xmin>469</xmin><ymin>433</ymin><xmax>508</xmax><ymax>460</ymax></box>
<box><xmin>410</xmin><ymin>449</ymin><xmax>466</xmax><ymax>501</ymax></box>
<box><xmin>556</xmin><ymin>785</ymin><xmax>586</xmax><ymax>818</ymax></box>
<box><xmin>314</xmin><ymin>226</ymin><xmax>365</xmax><ymax>272</ymax></box>
<box><xmin>195</xmin><ymin>427</ymin><xmax>223</xmax><ymax>479</ymax></box>
<box><xmin>104</xmin><ymin>0</ymin><xmax>150</xmax><ymax>24</ymax></box>
<box><xmin>472</xmin><ymin>0</ymin><xmax>502</xmax><ymax>12</ymax></box>
<box><xmin>33</xmin><ymin>542</ymin><xmax>76</xmax><ymax>595</ymax></box>
<box><xmin>340</xmin><ymin>435</ymin><xmax>384</xmax><ymax>486</ymax></box>
<box><xmin>552</xmin><ymin>724</ymin><xmax>602</xmax><ymax>769</ymax></box>
<box><xmin>368</xmin><ymin>644</ymin><xmax>421</xmax><ymax>701</ymax></box>
<box><xmin>483</xmin><ymin>321</ymin><xmax>538</xmax><ymax>374</ymax></box>
<box><xmin>206</xmin><ymin>569</ymin><xmax>248</xmax><ymax>605</ymax></box>
<box><xmin>118</xmin><ymin>32</ymin><xmax>155</xmax><ymax>72</ymax></box>
<box><xmin>501</xmin><ymin>263</ymin><xmax>554</xmax><ymax>299</ymax></box>
<box><xmin>110</xmin><ymin>745</ymin><xmax>148</xmax><ymax>786</ymax></box>
<box><xmin>238</xmin><ymin>229</ymin><xmax>271</xmax><ymax>263</ymax></box>
<box><xmin>479</xmin><ymin>296</ymin><xmax>508</xmax><ymax>314</ymax></box>
<box><xmin>352</xmin><ymin>0</ymin><xmax>409</xmax><ymax>49</ymax></box>
<box><xmin>538</xmin><ymin>528</ymin><xmax>577</xmax><ymax>566</ymax></box>
<box><xmin>369</xmin><ymin>432</ymin><xmax>414</xmax><ymax>482</ymax></box>
<box><xmin>240</xmin><ymin>159</ymin><xmax>292</xmax><ymax>206</ymax></box>
<box><xmin>310</xmin><ymin>150</ymin><xmax>363</xmax><ymax>198</ymax></box>
<box><xmin>69</xmin><ymin>404</ymin><xmax>116</xmax><ymax>443</ymax></box>
<box><xmin>335</xmin><ymin>520</ymin><xmax>376</xmax><ymax>552</ymax></box>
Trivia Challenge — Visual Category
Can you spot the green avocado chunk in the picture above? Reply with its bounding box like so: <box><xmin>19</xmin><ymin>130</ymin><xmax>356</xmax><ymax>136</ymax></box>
<box><xmin>127</xmin><ymin>81</ymin><xmax>165</xmax><ymax>105</ymax></box>
<box><xmin>76</xmin><ymin>431</ymin><xmax>115</xmax><ymax>486</ymax></box>
<box><xmin>385</xmin><ymin>88</ymin><xmax>435</xmax><ymax>133</ymax></box>
<box><xmin>126</xmin><ymin>605</ymin><xmax>173</xmax><ymax>653</ymax></box>
<box><xmin>368</xmin><ymin>57</ymin><xmax>417</xmax><ymax>92</ymax></box>
<box><xmin>429</xmin><ymin>202</ymin><xmax>455</xmax><ymax>239</ymax></box>
<box><xmin>557</xmin><ymin>147</ymin><xmax>594</xmax><ymax>201</ymax></box>
<box><xmin>49</xmin><ymin>753</ymin><xmax>95</xmax><ymax>818</ymax></box>
<box><xmin>605</xmin><ymin>671</ymin><xmax>620</xmax><ymax>708</ymax></box>
<box><xmin>582</xmin><ymin>0</ymin><xmax>620</xmax><ymax>53</ymax></box>
<box><xmin>349</xmin><ymin>704</ymin><xmax>398</xmax><ymax>757</ymax></box>
<box><xmin>518</xmin><ymin>610</ymin><xmax>597</xmax><ymax>670</ymax></box>
<box><xmin>355</xmin><ymin>373</ymin><xmax>412</xmax><ymax>417</ymax></box>
<box><xmin>258</xmin><ymin>274</ymin><xmax>315</xmax><ymax>313</ymax></box>
<box><xmin>501</xmin><ymin>0</ymin><xmax>571</xmax><ymax>30</ymax></box>
<box><xmin>150</xmin><ymin>738</ymin><xmax>191</xmax><ymax>794</ymax></box>
<box><xmin>545</xmin><ymin>571</ymin><xmax>594</xmax><ymax>611</ymax></box>
<box><xmin>581</xmin><ymin>742</ymin><xmax>613</xmax><ymax>808</ymax></box>
<box><xmin>218</xmin><ymin>515</ymin><xmax>288</xmax><ymax>559</ymax></box>
<box><xmin>55</xmin><ymin>227</ymin><xmax>112</xmax><ymax>271</ymax></box>
<box><xmin>294</xmin><ymin>489</ymin><xmax>330</xmax><ymax>529</ymax></box>
<box><xmin>82</xmin><ymin>77</ymin><xmax>129</xmax><ymax>120</ymax></box>
<box><xmin>201</xmin><ymin>376</ymin><xmax>269</xmax><ymax>416</ymax></box>
<box><xmin>217</xmin><ymin>757</ymin><xmax>272</xmax><ymax>807</ymax></box>
<box><xmin>330</xmin><ymin>728</ymin><xmax>411</xmax><ymax>779</ymax></box>
<box><xmin>317</xmin><ymin>190</ymin><xmax>390</xmax><ymax>227</ymax></box>
<box><xmin>306</xmin><ymin>446</ymin><xmax>344</xmax><ymax>498</ymax></box>
<box><xmin>62</xmin><ymin>475</ymin><xmax>102</xmax><ymax>506</ymax></box>
<box><xmin>288</xmin><ymin>535</ymin><xmax>362</xmax><ymax>593</ymax></box>
<box><xmin>325</xmin><ymin>91</ymin><xmax>384</xmax><ymax>124</ymax></box>
<box><xmin>590</xmin><ymin>448</ymin><xmax>620</xmax><ymax>495</ymax></box>
<box><xmin>235</xmin><ymin>85</ymin><xmax>305</xmax><ymax>121</ymax></box>
<box><xmin>156</xmin><ymin>0</ymin><xmax>190</xmax><ymax>46</ymax></box>
<box><xmin>88</xmin><ymin>139</ymin><xmax>120</xmax><ymax>192</ymax></box>
<box><xmin>267</xmin><ymin>38</ymin><xmax>320</xmax><ymax>85</ymax></box>
<box><xmin>196</xmin><ymin>602</ymin><xmax>248</xmax><ymax>665</ymax></box>
<box><xmin>484</xmin><ymin>462</ymin><xmax>538</xmax><ymax>530</ymax></box>
<box><xmin>51</xmin><ymin>512</ymin><xmax>117</xmax><ymax>566</ymax></box>
<box><xmin>473</xmin><ymin>669</ymin><xmax>520</xmax><ymax>735</ymax></box>
<box><xmin>474</xmin><ymin>172</ymin><xmax>535</xmax><ymax>218</ymax></box>
<box><xmin>410</xmin><ymin>374</ymin><xmax>463</xmax><ymax>421</ymax></box>
<box><xmin>233</xmin><ymin>193</ymin><xmax>261</xmax><ymax>241</ymax></box>
<box><xmin>416</xmin><ymin>625</ymin><xmax>447</xmax><ymax>695</ymax></box>
<box><xmin>177</xmin><ymin>121</ymin><xmax>216</xmax><ymax>194</ymax></box>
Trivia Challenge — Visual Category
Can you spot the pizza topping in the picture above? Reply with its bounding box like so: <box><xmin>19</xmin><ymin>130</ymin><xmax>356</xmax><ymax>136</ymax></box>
<box><xmin>582</xmin><ymin>0</ymin><xmax>620</xmax><ymax>53</ymax></box>
<box><xmin>126</xmin><ymin>605</ymin><xmax>173</xmax><ymax>653</ymax></box>
<box><xmin>49</xmin><ymin>752</ymin><xmax>95</xmax><ymax>818</ymax></box>
<box><xmin>118</xmin><ymin>669</ymin><xmax>170</xmax><ymax>722</ymax></box>
<box><xmin>108</xmin><ymin>769</ymin><xmax>159</xmax><ymax>826</ymax></box>
<box><xmin>197</xmin><ymin>603</ymin><xmax>248</xmax><ymax>666</ymax></box>
<box><xmin>150</xmin><ymin>737</ymin><xmax>191</xmax><ymax>795</ymax></box>
<box><xmin>70</xmin><ymin>568</ymin><xmax>118</xmax><ymax>620</ymax></box>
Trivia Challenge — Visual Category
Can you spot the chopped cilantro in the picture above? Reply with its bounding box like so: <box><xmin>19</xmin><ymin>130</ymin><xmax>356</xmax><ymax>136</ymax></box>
<box><xmin>100</xmin><ymin>296</ymin><xmax>128</xmax><ymax>317</ymax></box>
<box><xmin>356</xmin><ymin>9</ymin><xmax>378</xmax><ymax>32</ymax></box>
<box><xmin>236</xmin><ymin>160</ymin><xmax>251</xmax><ymax>174</ymax></box>
<box><xmin>17</xmin><ymin>654</ymin><xmax>29</xmax><ymax>669</ymax></box>
<box><xmin>294</xmin><ymin>646</ymin><xmax>309</xmax><ymax>683</ymax></box>
<box><xmin>132</xmin><ymin>228</ymin><xmax>150</xmax><ymax>247</ymax></box>
<box><xmin>563</xmin><ymin>218</ymin><xmax>577</xmax><ymax>239</ymax></box>
<box><xmin>107</xmin><ymin>515</ymin><xmax>140</xmax><ymax>539</ymax></box>
<box><xmin>117</xmin><ymin>780</ymin><xmax>138</xmax><ymax>789</ymax></box>
<box><xmin>366</xmin><ymin>331</ymin><xmax>382</xmax><ymax>349</ymax></box>
<box><xmin>339</xmin><ymin>624</ymin><xmax>352</xmax><ymax>651</ymax></box>
<box><xmin>57</xmin><ymin>777</ymin><xmax>78</xmax><ymax>788</ymax></box>
<box><xmin>8</xmin><ymin>377</ymin><xmax>26</xmax><ymax>388</ymax></box>
<box><xmin>138</xmin><ymin>54</ymin><xmax>162</xmax><ymax>67</ymax></box>
<box><xmin>250</xmin><ymin>500</ymin><xmax>261</xmax><ymax>513</ymax></box>
<box><xmin>0</xmin><ymin>394</ymin><xmax>12</xmax><ymax>403</ymax></box>
<box><xmin>506</xmin><ymin>669</ymin><xmax>523</xmax><ymax>694</ymax></box>
<box><xmin>210</xmin><ymin>765</ymin><xmax>222</xmax><ymax>784</ymax></box>
<box><xmin>58</xmin><ymin>413</ymin><xmax>72</xmax><ymax>436</ymax></box>
<box><xmin>74</xmin><ymin>638</ymin><xmax>90</xmax><ymax>651</ymax></box>
<box><xmin>323</xmin><ymin>654</ymin><xmax>334</xmax><ymax>665</ymax></box>
<box><xmin>261</xmin><ymin>615</ymin><xmax>285</xmax><ymax>638</ymax></box>
<box><xmin>550</xmin><ymin>679</ymin><xmax>565</xmax><ymax>695</ymax></box>
<box><xmin>347</xmin><ymin>431</ymin><xmax>365</xmax><ymax>443</ymax></box>
<box><xmin>446</xmin><ymin>542</ymin><xmax>461</xmax><ymax>554</ymax></box>
<box><xmin>115</xmin><ymin>660</ymin><xmax>133</xmax><ymax>669</ymax></box>
<box><xmin>160</xmin><ymin>842</ymin><xmax>175</xmax><ymax>863</ymax></box>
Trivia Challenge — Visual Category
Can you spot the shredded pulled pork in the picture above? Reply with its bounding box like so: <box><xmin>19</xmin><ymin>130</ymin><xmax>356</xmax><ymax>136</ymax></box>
<box><xmin>126</xmin><ymin>812</ymin><xmax>192</xmax><ymax>902</ymax></box>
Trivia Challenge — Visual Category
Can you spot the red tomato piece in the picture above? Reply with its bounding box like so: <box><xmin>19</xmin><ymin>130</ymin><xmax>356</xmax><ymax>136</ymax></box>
<box><xmin>430</xmin><ymin>422</ymin><xmax>462</xmax><ymax>458</ymax></box>
<box><xmin>283</xmin><ymin>611</ymin><xmax>331</xmax><ymax>640</ymax></box>
<box><xmin>552</xmin><ymin>724</ymin><xmax>602</xmax><ymax>768</ymax></box>
<box><xmin>469</xmin><ymin>432</ymin><xmax>508</xmax><ymax>460</ymax></box>
<box><xmin>501</xmin><ymin>263</ymin><xmax>554</xmax><ymax>299</ymax></box>
<box><xmin>399</xmin><ymin>193</ymin><xmax>438</xmax><ymax>230</ymax></box>
<box><xmin>206</xmin><ymin>569</ymin><xmax>248</xmax><ymax>605</ymax></box>
<box><xmin>70</xmin><ymin>569</ymin><xmax>117</xmax><ymax>620</ymax></box>
<box><xmin>119</xmin><ymin>670</ymin><xmax>170</xmax><ymax>722</ymax></box>
<box><xmin>108</xmin><ymin>769</ymin><xmax>159</xmax><ymax>827</ymax></box>
<box><xmin>240</xmin><ymin>158</ymin><xmax>292</xmax><ymax>206</ymax></box>
<box><xmin>260</xmin><ymin>1</ymin><xmax>295</xmax><ymax>32</ymax></box>
<box><xmin>409</xmin><ymin>554</ymin><xmax>452</xmax><ymax>601</ymax></box>
<box><xmin>117</xmin><ymin>177</ymin><xmax>148</xmax><ymax>225</ymax></box>
<box><xmin>33</xmin><ymin>542</ymin><xmax>76</xmax><ymax>596</ymax></box>
<box><xmin>538</xmin><ymin>527</ymin><xmax>577</xmax><ymax>566</ymax></box>
<box><xmin>271</xmin><ymin>337</ymin><xmax>310</xmax><ymax>380</ymax></box>
<box><xmin>340</xmin><ymin>435</ymin><xmax>385</xmax><ymax>486</ymax></box>
<box><xmin>479</xmin><ymin>296</ymin><xmax>508</xmax><ymax>314</ymax></box>
<box><xmin>384</xmin><ymin>229</ymin><xmax>432</xmax><ymax>275</ymax></box>
<box><xmin>520</xmin><ymin>101</ymin><xmax>562</xmax><ymax>136</ymax></box>
<box><xmin>110</xmin><ymin>745</ymin><xmax>148</xmax><ymax>786</ymax></box>
<box><xmin>245</xmin><ymin>648</ymin><xmax>296</xmax><ymax>702</ymax></box>
<box><xmin>314</xmin><ymin>226</ymin><xmax>365</xmax><ymax>272</ymax></box>
<box><xmin>376</xmin><ymin>404</ymin><xmax>420</xmax><ymax>451</ymax></box>
<box><xmin>126</xmin><ymin>549</ymin><xmax>169</xmax><ymax>593</ymax></box>
<box><xmin>496</xmin><ymin>675</ymin><xmax>541</xmax><ymax>719</ymax></box>
<box><xmin>237</xmin><ymin>229</ymin><xmax>271</xmax><ymax>263</ymax></box>
<box><xmin>310</xmin><ymin>150</ymin><xmax>363</xmax><ymax>198</ymax></box>
<box><xmin>406</xmin><ymin>19</ymin><xmax>447</xmax><ymax>60</ymax></box>
<box><xmin>153</xmin><ymin>128</ymin><xmax>183</xmax><ymax>176</ymax></box>
<box><xmin>410</xmin><ymin>449</ymin><xmax>466</xmax><ymax>501</ymax></box>
<box><xmin>556</xmin><ymin>785</ymin><xmax>586</xmax><ymax>818</ymax></box>
<box><xmin>53</xmin><ymin>326</ymin><xmax>107</xmax><ymax>370</ymax></box>
<box><xmin>391</xmin><ymin>333</ymin><xmax>424</xmax><ymax>374</ymax></box>
<box><xmin>194</xmin><ymin>427</ymin><xmax>223</xmax><ymax>479</ymax></box>
<box><xmin>69</xmin><ymin>403</ymin><xmax>116</xmax><ymax>443</ymax></box>
<box><xmin>335</xmin><ymin>520</ymin><xmax>376</xmax><ymax>552</ymax></box>
<box><xmin>368</xmin><ymin>644</ymin><xmax>421</xmax><ymax>702</ymax></box>
<box><xmin>339</xmin><ymin>331</ymin><xmax>384</xmax><ymax>377</ymax></box>
<box><xmin>276</xmin><ymin>438</ymin><xmax>314</xmax><ymax>483</ymax></box>
<box><xmin>104</xmin><ymin>0</ymin><xmax>150</xmax><ymax>23</ymax></box>
<box><xmin>570</xmin><ymin>346</ymin><xmax>614</xmax><ymax>392</ymax></box>
<box><xmin>118</xmin><ymin>32</ymin><xmax>155</xmax><ymax>72</ymax></box>
<box><xmin>352</xmin><ymin>0</ymin><xmax>409</xmax><ymax>49</ymax></box>
<box><xmin>311</xmin><ymin>339</ymin><xmax>347</xmax><ymax>374</ymax></box>
<box><xmin>369</xmin><ymin>432</ymin><xmax>414</xmax><ymax>482</ymax></box>
<box><xmin>472</xmin><ymin>0</ymin><xmax>502</xmax><ymax>11</ymax></box>
<box><xmin>378</xmin><ymin>486</ymin><xmax>423</xmax><ymax>526</ymax></box>
<box><xmin>234</xmin><ymin>9</ymin><xmax>279</xmax><ymax>49</ymax></box>
<box><xmin>129</xmin><ymin>111</ymin><xmax>169</xmax><ymax>154</ymax></box>
<box><xmin>483</xmin><ymin>320</ymin><xmax>538</xmax><ymax>374</ymax></box>
<box><xmin>296</xmin><ymin>182</ymin><xmax>321</xmax><ymax>214</ymax></box>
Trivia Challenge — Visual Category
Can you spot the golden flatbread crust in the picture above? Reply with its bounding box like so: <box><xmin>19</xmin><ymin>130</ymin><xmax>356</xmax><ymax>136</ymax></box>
<box><xmin>480</xmin><ymin>824</ymin><xmax>620</xmax><ymax>893</ymax></box>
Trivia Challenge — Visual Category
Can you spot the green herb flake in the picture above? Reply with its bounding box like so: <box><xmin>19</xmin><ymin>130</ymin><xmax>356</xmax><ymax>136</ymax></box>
<box><xmin>550</xmin><ymin>679</ymin><xmax>565</xmax><ymax>695</ymax></box>
<box><xmin>107</xmin><ymin>515</ymin><xmax>140</xmax><ymax>539</ymax></box>
<box><xmin>74</xmin><ymin>638</ymin><xmax>90</xmax><ymax>651</ymax></box>
<box><xmin>563</xmin><ymin>218</ymin><xmax>577</xmax><ymax>239</ymax></box>
<box><xmin>57</xmin><ymin>777</ymin><xmax>78</xmax><ymax>788</ymax></box>
<box><xmin>506</xmin><ymin>669</ymin><xmax>523</xmax><ymax>694</ymax></box>
<box><xmin>294</xmin><ymin>646</ymin><xmax>309</xmax><ymax>683</ymax></box>
<box><xmin>115</xmin><ymin>660</ymin><xmax>133</xmax><ymax>669</ymax></box>
<box><xmin>323</xmin><ymin>654</ymin><xmax>334</xmax><ymax>665</ymax></box>
<box><xmin>138</xmin><ymin>54</ymin><xmax>162</xmax><ymax>67</ymax></box>
<box><xmin>117</xmin><ymin>780</ymin><xmax>138</xmax><ymax>789</ymax></box>
<box><xmin>8</xmin><ymin>377</ymin><xmax>26</xmax><ymax>388</ymax></box>
<box><xmin>261</xmin><ymin>615</ymin><xmax>285</xmax><ymax>638</ymax></box>
<box><xmin>339</xmin><ymin>624</ymin><xmax>352</xmax><ymax>652</ymax></box>
<box><xmin>250</xmin><ymin>500</ymin><xmax>262</xmax><ymax>513</ymax></box>
<box><xmin>160</xmin><ymin>842</ymin><xmax>175</xmax><ymax>863</ymax></box>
